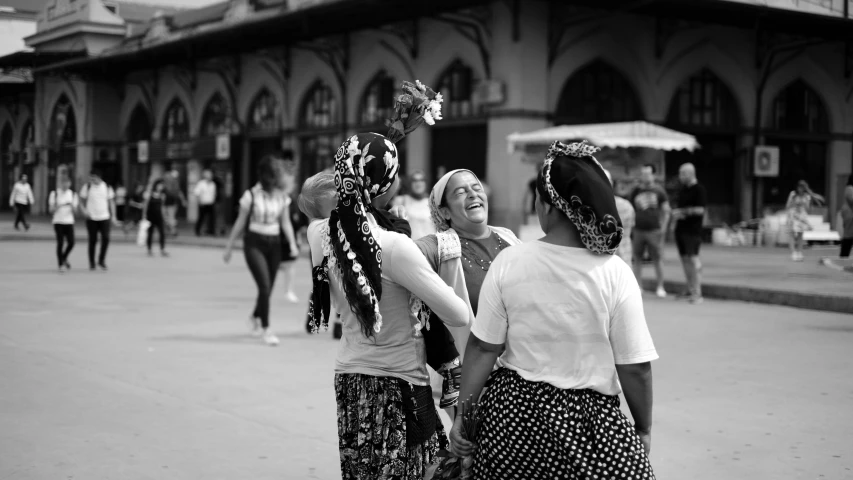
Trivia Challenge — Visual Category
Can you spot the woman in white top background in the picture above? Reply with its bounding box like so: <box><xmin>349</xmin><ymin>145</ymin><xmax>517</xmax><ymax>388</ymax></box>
<box><xmin>48</xmin><ymin>176</ymin><xmax>78</xmax><ymax>273</ymax></box>
<box><xmin>223</xmin><ymin>155</ymin><xmax>298</xmax><ymax>346</ymax></box>
<box><xmin>450</xmin><ymin>141</ymin><xmax>658</xmax><ymax>479</ymax></box>
<box><xmin>10</xmin><ymin>173</ymin><xmax>34</xmax><ymax>231</ymax></box>
<box><xmin>392</xmin><ymin>170</ymin><xmax>435</xmax><ymax>240</ymax></box>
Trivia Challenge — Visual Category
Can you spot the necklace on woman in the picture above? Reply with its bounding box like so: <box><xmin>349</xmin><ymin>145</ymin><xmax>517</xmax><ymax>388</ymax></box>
<box><xmin>461</xmin><ymin>232</ymin><xmax>506</xmax><ymax>272</ymax></box>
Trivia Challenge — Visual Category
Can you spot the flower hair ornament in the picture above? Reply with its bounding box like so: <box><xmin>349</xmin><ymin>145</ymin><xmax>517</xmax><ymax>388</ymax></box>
<box><xmin>540</xmin><ymin>140</ymin><xmax>623</xmax><ymax>255</ymax></box>
<box><xmin>308</xmin><ymin>80</ymin><xmax>442</xmax><ymax>337</ymax></box>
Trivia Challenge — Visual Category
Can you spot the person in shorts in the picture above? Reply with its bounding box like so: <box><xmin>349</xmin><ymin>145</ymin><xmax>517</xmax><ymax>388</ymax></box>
<box><xmin>672</xmin><ymin>163</ymin><xmax>707</xmax><ymax>304</ymax></box>
<box><xmin>630</xmin><ymin>164</ymin><xmax>670</xmax><ymax>297</ymax></box>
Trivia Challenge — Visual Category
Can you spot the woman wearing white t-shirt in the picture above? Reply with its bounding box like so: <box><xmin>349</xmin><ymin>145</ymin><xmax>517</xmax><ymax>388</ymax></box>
<box><xmin>223</xmin><ymin>156</ymin><xmax>298</xmax><ymax>346</ymax></box>
<box><xmin>49</xmin><ymin>177</ymin><xmax>78</xmax><ymax>273</ymax></box>
<box><xmin>450</xmin><ymin>141</ymin><xmax>658</xmax><ymax>479</ymax></box>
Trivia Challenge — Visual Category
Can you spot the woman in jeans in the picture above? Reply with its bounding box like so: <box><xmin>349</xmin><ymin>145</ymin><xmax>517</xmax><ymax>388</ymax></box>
<box><xmin>143</xmin><ymin>180</ymin><xmax>168</xmax><ymax>257</ymax></box>
<box><xmin>48</xmin><ymin>176</ymin><xmax>78</xmax><ymax>272</ymax></box>
<box><xmin>223</xmin><ymin>156</ymin><xmax>298</xmax><ymax>346</ymax></box>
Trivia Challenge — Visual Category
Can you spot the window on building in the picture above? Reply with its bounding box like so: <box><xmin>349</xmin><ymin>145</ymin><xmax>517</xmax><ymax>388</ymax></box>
<box><xmin>555</xmin><ymin>60</ymin><xmax>643</xmax><ymax>125</ymax></box>
<box><xmin>201</xmin><ymin>93</ymin><xmax>231</xmax><ymax>136</ymax></box>
<box><xmin>162</xmin><ymin>98</ymin><xmax>190</xmax><ymax>141</ymax></box>
<box><xmin>126</xmin><ymin>104</ymin><xmax>152</xmax><ymax>142</ymax></box>
<box><xmin>359</xmin><ymin>70</ymin><xmax>396</xmax><ymax>126</ymax></box>
<box><xmin>668</xmin><ymin>69</ymin><xmax>739</xmax><ymax>129</ymax></box>
<box><xmin>771</xmin><ymin>80</ymin><xmax>829</xmax><ymax>133</ymax></box>
<box><xmin>300</xmin><ymin>81</ymin><xmax>338</xmax><ymax>129</ymax></box>
<box><xmin>51</xmin><ymin>95</ymin><xmax>76</xmax><ymax>147</ymax></box>
<box><xmin>1</xmin><ymin>124</ymin><xmax>12</xmax><ymax>165</ymax></box>
<box><xmin>248</xmin><ymin>88</ymin><xmax>280</xmax><ymax>132</ymax></box>
<box><xmin>436</xmin><ymin>59</ymin><xmax>480</xmax><ymax>119</ymax></box>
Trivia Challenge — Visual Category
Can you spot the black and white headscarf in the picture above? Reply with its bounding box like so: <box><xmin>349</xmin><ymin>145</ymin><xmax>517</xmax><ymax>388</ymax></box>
<box><xmin>537</xmin><ymin>140</ymin><xmax>623</xmax><ymax>255</ymax></box>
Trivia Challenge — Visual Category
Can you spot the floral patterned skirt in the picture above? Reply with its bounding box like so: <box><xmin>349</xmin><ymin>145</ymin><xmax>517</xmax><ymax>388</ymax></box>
<box><xmin>474</xmin><ymin>368</ymin><xmax>655</xmax><ymax>480</ymax></box>
<box><xmin>335</xmin><ymin>373</ymin><xmax>448</xmax><ymax>480</ymax></box>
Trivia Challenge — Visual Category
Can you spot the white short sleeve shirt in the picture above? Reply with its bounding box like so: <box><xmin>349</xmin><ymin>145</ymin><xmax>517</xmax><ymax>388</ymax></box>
<box><xmin>471</xmin><ymin>241</ymin><xmax>658</xmax><ymax>396</ymax></box>
<box><xmin>81</xmin><ymin>182</ymin><xmax>115</xmax><ymax>221</ymax></box>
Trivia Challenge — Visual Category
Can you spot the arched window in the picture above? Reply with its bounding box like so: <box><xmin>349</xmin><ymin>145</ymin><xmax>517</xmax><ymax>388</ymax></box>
<box><xmin>50</xmin><ymin>95</ymin><xmax>76</xmax><ymax>148</ymax></box>
<box><xmin>359</xmin><ymin>70</ymin><xmax>396</xmax><ymax>126</ymax></box>
<box><xmin>555</xmin><ymin>60</ymin><xmax>643</xmax><ymax>124</ymax></box>
<box><xmin>201</xmin><ymin>93</ymin><xmax>231</xmax><ymax>136</ymax></box>
<box><xmin>436</xmin><ymin>59</ymin><xmax>480</xmax><ymax>119</ymax></box>
<box><xmin>1</xmin><ymin>124</ymin><xmax>13</xmax><ymax>164</ymax></box>
<box><xmin>300</xmin><ymin>81</ymin><xmax>338</xmax><ymax>129</ymax></box>
<box><xmin>162</xmin><ymin>98</ymin><xmax>190</xmax><ymax>140</ymax></box>
<box><xmin>771</xmin><ymin>80</ymin><xmax>829</xmax><ymax>133</ymax></box>
<box><xmin>126</xmin><ymin>104</ymin><xmax>152</xmax><ymax>142</ymax></box>
<box><xmin>248</xmin><ymin>88</ymin><xmax>280</xmax><ymax>132</ymax></box>
<box><xmin>667</xmin><ymin>69</ymin><xmax>739</xmax><ymax>129</ymax></box>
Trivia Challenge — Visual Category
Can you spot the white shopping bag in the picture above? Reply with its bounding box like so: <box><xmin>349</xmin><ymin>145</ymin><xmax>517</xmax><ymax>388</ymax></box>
<box><xmin>136</xmin><ymin>219</ymin><xmax>150</xmax><ymax>247</ymax></box>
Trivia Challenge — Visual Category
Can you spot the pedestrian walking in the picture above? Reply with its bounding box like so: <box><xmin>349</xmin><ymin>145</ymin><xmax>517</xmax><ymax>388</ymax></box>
<box><xmin>48</xmin><ymin>177</ymin><xmax>78</xmax><ymax>273</ymax></box>
<box><xmin>392</xmin><ymin>170</ymin><xmax>436</xmax><ymax>240</ymax></box>
<box><xmin>223</xmin><ymin>156</ymin><xmax>297</xmax><ymax>346</ymax></box>
<box><xmin>79</xmin><ymin>170</ymin><xmax>119</xmax><ymax>271</ymax></box>
<box><xmin>162</xmin><ymin>166</ymin><xmax>185</xmax><ymax>236</ymax></box>
<box><xmin>143</xmin><ymin>179</ymin><xmax>168</xmax><ymax>257</ymax></box>
<box><xmin>630</xmin><ymin>164</ymin><xmax>671</xmax><ymax>296</ymax></box>
<box><xmin>193</xmin><ymin>168</ymin><xmax>217</xmax><ymax>236</ymax></box>
<box><xmin>124</xmin><ymin>183</ymin><xmax>145</xmax><ymax>235</ymax></box>
<box><xmin>605</xmin><ymin>169</ymin><xmax>635</xmax><ymax>265</ymax></box>
<box><xmin>449</xmin><ymin>140</ymin><xmax>657</xmax><ymax>479</ymax></box>
<box><xmin>9</xmin><ymin>173</ymin><xmax>34</xmax><ymax>231</ymax></box>
<box><xmin>672</xmin><ymin>163</ymin><xmax>707</xmax><ymax>304</ymax></box>
<box><xmin>786</xmin><ymin>180</ymin><xmax>825</xmax><ymax>262</ymax></box>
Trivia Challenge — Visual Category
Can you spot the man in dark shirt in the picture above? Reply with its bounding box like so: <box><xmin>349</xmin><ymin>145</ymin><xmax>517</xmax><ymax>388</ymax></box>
<box><xmin>672</xmin><ymin>163</ymin><xmax>707</xmax><ymax>304</ymax></box>
<box><xmin>630</xmin><ymin>164</ymin><xmax>671</xmax><ymax>297</ymax></box>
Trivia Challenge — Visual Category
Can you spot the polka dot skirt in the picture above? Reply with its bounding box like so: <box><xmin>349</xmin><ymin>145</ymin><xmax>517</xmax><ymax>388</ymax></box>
<box><xmin>474</xmin><ymin>368</ymin><xmax>655</xmax><ymax>480</ymax></box>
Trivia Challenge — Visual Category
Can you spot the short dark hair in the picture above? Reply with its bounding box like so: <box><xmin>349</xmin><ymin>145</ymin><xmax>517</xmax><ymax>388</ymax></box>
<box><xmin>90</xmin><ymin>169</ymin><xmax>103</xmax><ymax>178</ymax></box>
<box><xmin>257</xmin><ymin>155</ymin><xmax>280</xmax><ymax>190</ymax></box>
<box><xmin>642</xmin><ymin>164</ymin><xmax>656</xmax><ymax>174</ymax></box>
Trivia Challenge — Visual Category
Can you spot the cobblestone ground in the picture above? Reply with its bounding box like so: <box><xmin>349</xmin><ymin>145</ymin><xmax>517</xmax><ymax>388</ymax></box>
<box><xmin>0</xmin><ymin>241</ymin><xmax>850</xmax><ymax>479</ymax></box>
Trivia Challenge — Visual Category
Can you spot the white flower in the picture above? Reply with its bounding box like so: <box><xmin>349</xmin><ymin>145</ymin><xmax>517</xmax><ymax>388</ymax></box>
<box><xmin>423</xmin><ymin>110</ymin><xmax>435</xmax><ymax>125</ymax></box>
<box><xmin>435</xmin><ymin>92</ymin><xmax>444</xmax><ymax>104</ymax></box>
<box><xmin>428</xmin><ymin>99</ymin><xmax>443</xmax><ymax>122</ymax></box>
<box><xmin>415</xmin><ymin>80</ymin><xmax>426</xmax><ymax>92</ymax></box>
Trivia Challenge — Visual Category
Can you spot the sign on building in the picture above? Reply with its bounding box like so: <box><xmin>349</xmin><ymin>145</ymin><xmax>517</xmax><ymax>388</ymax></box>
<box><xmin>754</xmin><ymin>145</ymin><xmax>779</xmax><ymax>177</ymax></box>
<box><xmin>137</xmin><ymin>140</ymin><xmax>149</xmax><ymax>163</ymax></box>
<box><xmin>216</xmin><ymin>134</ymin><xmax>230</xmax><ymax>160</ymax></box>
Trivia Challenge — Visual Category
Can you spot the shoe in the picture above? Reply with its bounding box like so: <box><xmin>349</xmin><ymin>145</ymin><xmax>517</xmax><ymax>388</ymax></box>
<box><xmin>655</xmin><ymin>287</ymin><xmax>667</xmax><ymax>298</ymax></box>
<box><xmin>689</xmin><ymin>296</ymin><xmax>704</xmax><ymax>305</ymax></box>
<box><xmin>58</xmin><ymin>265</ymin><xmax>66</xmax><ymax>274</ymax></box>
<box><xmin>263</xmin><ymin>330</ymin><xmax>279</xmax><ymax>346</ymax></box>
<box><xmin>439</xmin><ymin>361</ymin><xmax>462</xmax><ymax>409</ymax></box>
<box><xmin>98</xmin><ymin>263</ymin><xmax>108</xmax><ymax>271</ymax></box>
<box><xmin>64</xmin><ymin>261</ymin><xmax>71</xmax><ymax>270</ymax></box>
<box><xmin>285</xmin><ymin>291</ymin><xmax>299</xmax><ymax>303</ymax></box>
<box><xmin>147</xmin><ymin>250</ymin><xmax>154</xmax><ymax>257</ymax></box>
<box><xmin>675</xmin><ymin>291</ymin><xmax>691</xmax><ymax>300</ymax></box>
<box><xmin>796</xmin><ymin>252</ymin><xmax>805</xmax><ymax>262</ymax></box>
<box><xmin>248</xmin><ymin>316</ymin><xmax>262</xmax><ymax>336</ymax></box>
<box><xmin>24</xmin><ymin>224</ymin><xmax>30</xmax><ymax>231</ymax></box>
<box><xmin>161</xmin><ymin>250</ymin><xmax>169</xmax><ymax>257</ymax></box>
<box><xmin>89</xmin><ymin>265</ymin><xmax>96</xmax><ymax>271</ymax></box>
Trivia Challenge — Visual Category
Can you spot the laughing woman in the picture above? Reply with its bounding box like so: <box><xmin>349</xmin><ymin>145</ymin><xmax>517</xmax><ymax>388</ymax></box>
<box><xmin>450</xmin><ymin>141</ymin><xmax>658</xmax><ymax>479</ymax></box>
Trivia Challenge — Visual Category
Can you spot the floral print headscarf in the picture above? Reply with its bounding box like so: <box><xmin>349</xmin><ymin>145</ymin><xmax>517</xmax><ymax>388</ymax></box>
<box><xmin>312</xmin><ymin>133</ymin><xmax>400</xmax><ymax>337</ymax></box>
<box><xmin>537</xmin><ymin>141</ymin><xmax>623</xmax><ymax>255</ymax></box>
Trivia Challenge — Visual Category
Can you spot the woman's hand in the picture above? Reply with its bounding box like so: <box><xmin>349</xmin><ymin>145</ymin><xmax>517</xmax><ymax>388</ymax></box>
<box><xmin>389</xmin><ymin>205</ymin><xmax>408</xmax><ymax>220</ymax></box>
<box><xmin>289</xmin><ymin>245</ymin><xmax>299</xmax><ymax>259</ymax></box>
<box><xmin>449</xmin><ymin>415</ymin><xmax>474</xmax><ymax>457</ymax></box>
<box><xmin>223</xmin><ymin>249</ymin><xmax>232</xmax><ymax>264</ymax></box>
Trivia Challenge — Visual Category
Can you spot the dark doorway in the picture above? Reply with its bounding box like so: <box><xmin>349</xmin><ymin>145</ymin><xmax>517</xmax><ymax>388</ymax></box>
<box><xmin>430</xmin><ymin>125</ymin><xmax>488</xmax><ymax>183</ymax></box>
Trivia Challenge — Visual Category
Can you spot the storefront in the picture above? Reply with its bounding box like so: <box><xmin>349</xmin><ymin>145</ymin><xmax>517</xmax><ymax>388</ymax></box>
<box><xmin>430</xmin><ymin>59</ymin><xmax>487</xmax><ymax>182</ymax></box>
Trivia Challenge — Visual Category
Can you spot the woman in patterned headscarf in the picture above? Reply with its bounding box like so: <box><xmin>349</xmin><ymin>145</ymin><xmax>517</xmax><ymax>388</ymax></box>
<box><xmin>306</xmin><ymin>131</ymin><xmax>470</xmax><ymax>477</ymax></box>
<box><xmin>449</xmin><ymin>141</ymin><xmax>658</xmax><ymax>479</ymax></box>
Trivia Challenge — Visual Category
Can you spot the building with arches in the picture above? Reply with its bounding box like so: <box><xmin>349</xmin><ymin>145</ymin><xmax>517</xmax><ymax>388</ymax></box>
<box><xmin>2</xmin><ymin>0</ymin><xmax>853</xmax><ymax>231</ymax></box>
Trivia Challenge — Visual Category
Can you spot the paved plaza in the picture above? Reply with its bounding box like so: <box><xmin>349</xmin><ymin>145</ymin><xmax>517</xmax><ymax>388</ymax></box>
<box><xmin>1</xmin><ymin>240</ymin><xmax>851</xmax><ymax>479</ymax></box>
